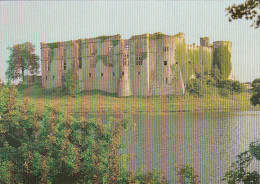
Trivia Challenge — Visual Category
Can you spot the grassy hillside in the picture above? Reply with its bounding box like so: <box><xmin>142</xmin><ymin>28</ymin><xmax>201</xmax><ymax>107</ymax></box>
<box><xmin>16</xmin><ymin>84</ymin><xmax>260</xmax><ymax>115</ymax></box>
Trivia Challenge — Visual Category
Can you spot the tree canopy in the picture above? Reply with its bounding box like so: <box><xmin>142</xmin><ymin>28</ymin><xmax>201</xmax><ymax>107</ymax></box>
<box><xmin>0</xmin><ymin>85</ymin><xmax>168</xmax><ymax>184</ymax></box>
<box><xmin>226</xmin><ymin>0</ymin><xmax>260</xmax><ymax>28</ymax></box>
<box><xmin>5</xmin><ymin>42</ymin><xmax>40</xmax><ymax>81</ymax></box>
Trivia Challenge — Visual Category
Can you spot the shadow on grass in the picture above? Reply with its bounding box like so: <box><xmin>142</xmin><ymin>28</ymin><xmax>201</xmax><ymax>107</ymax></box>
<box><xmin>79</xmin><ymin>90</ymin><xmax>118</xmax><ymax>97</ymax></box>
<box><xmin>17</xmin><ymin>84</ymin><xmax>119</xmax><ymax>99</ymax></box>
<box><xmin>18</xmin><ymin>84</ymin><xmax>63</xmax><ymax>99</ymax></box>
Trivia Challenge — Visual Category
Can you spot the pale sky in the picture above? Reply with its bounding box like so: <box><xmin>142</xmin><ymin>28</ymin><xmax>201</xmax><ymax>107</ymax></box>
<box><xmin>0</xmin><ymin>0</ymin><xmax>259</xmax><ymax>83</ymax></box>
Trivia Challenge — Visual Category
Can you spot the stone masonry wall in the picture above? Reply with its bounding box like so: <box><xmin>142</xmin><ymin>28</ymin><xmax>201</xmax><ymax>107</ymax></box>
<box><xmin>41</xmin><ymin>32</ymin><xmax>234</xmax><ymax>96</ymax></box>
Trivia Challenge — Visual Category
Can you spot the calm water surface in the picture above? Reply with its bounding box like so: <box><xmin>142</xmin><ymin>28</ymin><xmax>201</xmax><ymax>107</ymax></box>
<box><xmin>76</xmin><ymin>111</ymin><xmax>260</xmax><ymax>183</ymax></box>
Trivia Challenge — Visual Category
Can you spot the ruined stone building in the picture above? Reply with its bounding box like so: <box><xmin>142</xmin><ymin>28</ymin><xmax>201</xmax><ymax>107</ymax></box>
<box><xmin>41</xmin><ymin>32</ymin><xmax>235</xmax><ymax>96</ymax></box>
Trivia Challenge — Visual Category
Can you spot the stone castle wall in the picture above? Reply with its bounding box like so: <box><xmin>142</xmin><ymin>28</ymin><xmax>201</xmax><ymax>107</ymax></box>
<box><xmin>41</xmin><ymin>32</ymin><xmax>234</xmax><ymax>96</ymax></box>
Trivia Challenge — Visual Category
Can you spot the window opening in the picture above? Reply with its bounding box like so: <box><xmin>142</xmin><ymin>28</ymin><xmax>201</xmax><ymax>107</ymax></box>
<box><xmin>101</xmin><ymin>73</ymin><xmax>103</xmax><ymax>77</ymax></box>
<box><xmin>46</xmin><ymin>76</ymin><xmax>47</xmax><ymax>80</ymax></box>
<box><xmin>164</xmin><ymin>61</ymin><xmax>167</xmax><ymax>65</ymax></box>
<box><xmin>79</xmin><ymin>57</ymin><xmax>82</xmax><ymax>68</ymax></box>
<box><xmin>122</xmin><ymin>72</ymin><xmax>124</xmax><ymax>76</ymax></box>
<box><xmin>46</xmin><ymin>62</ymin><xmax>50</xmax><ymax>71</ymax></box>
<box><xmin>138</xmin><ymin>72</ymin><xmax>140</xmax><ymax>75</ymax></box>
<box><xmin>113</xmin><ymin>72</ymin><xmax>115</xmax><ymax>76</ymax></box>
<box><xmin>64</xmin><ymin>60</ymin><xmax>67</xmax><ymax>70</ymax></box>
<box><xmin>163</xmin><ymin>47</ymin><xmax>169</xmax><ymax>52</ymax></box>
<box><xmin>166</xmin><ymin>77</ymin><xmax>168</xmax><ymax>84</ymax></box>
<box><xmin>89</xmin><ymin>73</ymin><xmax>91</xmax><ymax>77</ymax></box>
<box><xmin>135</xmin><ymin>54</ymin><xmax>142</xmax><ymax>65</ymax></box>
<box><xmin>53</xmin><ymin>76</ymin><xmax>55</xmax><ymax>80</ymax></box>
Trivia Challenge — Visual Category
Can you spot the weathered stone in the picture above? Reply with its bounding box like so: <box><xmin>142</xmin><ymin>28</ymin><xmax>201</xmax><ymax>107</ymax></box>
<box><xmin>41</xmin><ymin>32</ymin><xmax>235</xmax><ymax>96</ymax></box>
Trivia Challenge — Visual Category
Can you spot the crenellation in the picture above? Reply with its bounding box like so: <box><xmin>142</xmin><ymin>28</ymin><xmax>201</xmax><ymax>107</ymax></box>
<box><xmin>41</xmin><ymin>32</ymin><xmax>234</xmax><ymax>96</ymax></box>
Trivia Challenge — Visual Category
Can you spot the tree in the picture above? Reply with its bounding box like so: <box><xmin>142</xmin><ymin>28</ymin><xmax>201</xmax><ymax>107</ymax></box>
<box><xmin>251</xmin><ymin>78</ymin><xmax>260</xmax><ymax>89</ymax></box>
<box><xmin>175</xmin><ymin>164</ymin><xmax>200</xmax><ymax>184</ymax></box>
<box><xmin>61</xmin><ymin>68</ymin><xmax>80</xmax><ymax>96</ymax></box>
<box><xmin>5</xmin><ymin>42</ymin><xmax>40</xmax><ymax>81</ymax></box>
<box><xmin>0</xmin><ymin>85</ymin><xmax>167</xmax><ymax>184</ymax></box>
<box><xmin>223</xmin><ymin>79</ymin><xmax>260</xmax><ymax>183</ymax></box>
<box><xmin>223</xmin><ymin>146</ymin><xmax>260</xmax><ymax>183</ymax></box>
<box><xmin>226</xmin><ymin>0</ymin><xmax>260</xmax><ymax>28</ymax></box>
<box><xmin>250</xmin><ymin>85</ymin><xmax>260</xmax><ymax>106</ymax></box>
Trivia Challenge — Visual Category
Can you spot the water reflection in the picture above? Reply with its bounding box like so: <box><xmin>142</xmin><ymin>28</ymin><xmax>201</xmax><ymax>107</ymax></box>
<box><xmin>75</xmin><ymin>111</ymin><xmax>260</xmax><ymax>183</ymax></box>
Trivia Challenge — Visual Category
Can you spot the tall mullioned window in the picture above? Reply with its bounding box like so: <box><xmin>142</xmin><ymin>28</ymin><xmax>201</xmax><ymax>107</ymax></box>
<box><xmin>135</xmin><ymin>53</ymin><xmax>142</xmax><ymax>65</ymax></box>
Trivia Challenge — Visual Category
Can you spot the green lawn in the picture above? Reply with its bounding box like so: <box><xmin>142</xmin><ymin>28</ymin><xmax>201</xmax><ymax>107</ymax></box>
<box><xmin>17</xmin><ymin>84</ymin><xmax>260</xmax><ymax>115</ymax></box>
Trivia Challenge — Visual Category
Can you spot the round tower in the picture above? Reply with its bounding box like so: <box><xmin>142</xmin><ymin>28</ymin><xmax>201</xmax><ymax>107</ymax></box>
<box><xmin>118</xmin><ymin>49</ymin><xmax>131</xmax><ymax>97</ymax></box>
<box><xmin>213</xmin><ymin>41</ymin><xmax>235</xmax><ymax>80</ymax></box>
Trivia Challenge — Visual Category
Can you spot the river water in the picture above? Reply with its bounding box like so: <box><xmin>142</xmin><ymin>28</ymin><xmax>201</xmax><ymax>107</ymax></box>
<box><xmin>76</xmin><ymin>111</ymin><xmax>260</xmax><ymax>183</ymax></box>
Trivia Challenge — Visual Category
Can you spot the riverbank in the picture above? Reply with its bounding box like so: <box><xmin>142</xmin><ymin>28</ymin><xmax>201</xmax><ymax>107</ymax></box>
<box><xmin>17</xmin><ymin>84</ymin><xmax>260</xmax><ymax>114</ymax></box>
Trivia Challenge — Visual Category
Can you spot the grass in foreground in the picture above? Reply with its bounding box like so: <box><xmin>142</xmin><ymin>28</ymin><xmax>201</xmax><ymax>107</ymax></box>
<box><xmin>17</xmin><ymin>84</ymin><xmax>260</xmax><ymax>114</ymax></box>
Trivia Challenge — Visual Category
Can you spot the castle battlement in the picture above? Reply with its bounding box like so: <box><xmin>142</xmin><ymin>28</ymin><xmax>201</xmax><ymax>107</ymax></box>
<box><xmin>41</xmin><ymin>32</ymin><xmax>234</xmax><ymax>96</ymax></box>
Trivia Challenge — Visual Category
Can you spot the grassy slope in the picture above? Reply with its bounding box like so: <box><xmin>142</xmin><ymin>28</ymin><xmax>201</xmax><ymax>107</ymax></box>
<box><xmin>17</xmin><ymin>84</ymin><xmax>260</xmax><ymax>114</ymax></box>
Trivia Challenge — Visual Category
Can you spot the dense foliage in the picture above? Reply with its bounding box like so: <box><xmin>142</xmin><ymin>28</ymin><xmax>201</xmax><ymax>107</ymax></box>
<box><xmin>187</xmin><ymin>47</ymin><xmax>213</xmax><ymax>78</ymax></box>
<box><xmin>61</xmin><ymin>68</ymin><xmax>80</xmax><ymax>96</ymax></box>
<box><xmin>175</xmin><ymin>40</ymin><xmax>194</xmax><ymax>84</ymax></box>
<box><xmin>218</xmin><ymin>80</ymin><xmax>245</xmax><ymax>93</ymax></box>
<box><xmin>251</xmin><ymin>78</ymin><xmax>260</xmax><ymax>89</ymax></box>
<box><xmin>213</xmin><ymin>43</ymin><xmax>232</xmax><ymax>80</ymax></box>
<box><xmin>186</xmin><ymin>79</ymin><xmax>208</xmax><ymax>97</ymax></box>
<box><xmin>226</xmin><ymin>0</ymin><xmax>260</xmax><ymax>28</ymax></box>
<box><xmin>176</xmin><ymin>164</ymin><xmax>200</xmax><ymax>184</ymax></box>
<box><xmin>5</xmin><ymin>42</ymin><xmax>40</xmax><ymax>81</ymax></box>
<box><xmin>250</xmin><ymin>82</ymin><xmax>260</xmax><ymax>106</ymax></box>
<box><xmin>223</xmin><ymin>145</ymin><xmax>260</xmax><ymax>184</ymax></box>
<box><xmin>0</xmin><ymin>85</ymin><xmax>168</xmax><ymax>184</ymax></box>
<box><xmin>223</xmin><ymin>77</ymin><xmax>260</xmax><ymax>183</ymax></box>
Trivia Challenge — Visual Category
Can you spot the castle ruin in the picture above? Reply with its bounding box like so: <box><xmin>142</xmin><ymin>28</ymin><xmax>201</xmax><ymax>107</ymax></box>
<box><xmin>41</xmin><ymin>32</ymin><xmax>235</xmax><ymax>96</ymax></box>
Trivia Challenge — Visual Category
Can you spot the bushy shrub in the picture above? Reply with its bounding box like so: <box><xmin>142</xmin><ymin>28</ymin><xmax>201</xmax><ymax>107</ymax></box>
<box><xmin>61</xmin><ymin>68</ymin><xmax>79</xmax><ymax>96</ymax></box>
<box><xmin>0</xmin><ymin>85</ymin><xmax>168</xmax><ymax>184</ymax></box>
<box><xmin>218</xmin><ymin>88</ymin><xmax>230</xmax><ymax>97</ymax></box>
<box><xmin>250</xmin><ymin>86</ymin><xmax>260</xmax><ymax>106</ymax></box>
<box><xmin>186</xmin><ymin>79</ymin><xmax>208</xmax><ymax>97</ymax></box>
<box><xmin>252</xmin><ymin>78</ymin><xmax>260</xmax><ymax>89</ymax></box>
<box><xmin>218</xmin><ymin>80</ymin><xmax>244</xmax><ymax>93</ymax></box>
<box><xmin>176</xmin><ymin>164</ymin><xmax>200</xmax><ymax>184</ymax></box>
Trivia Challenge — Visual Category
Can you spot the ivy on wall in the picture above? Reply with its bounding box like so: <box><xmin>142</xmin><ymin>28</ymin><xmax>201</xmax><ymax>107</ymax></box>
<box><xmin>174</xmin><ymin>40</ymin><xmax>193</xmax><ymax>85</ymax></box>
<box><xmin>47</xmin><ymin>42</ymin><xmax>60</xmax><ymax>50</ymax></box>
<box><xmin>140</xmin><ymin>52</ymin><xmax>147</xmax><ymax>60</ymax></box>
<box><xmin>112</xmin><ymin>40</ymin><xmax>119</xmax><ymax>47</ymax></box>
<box><xmin>97</xmin><ymin>55</ymin><xmax>114</xmax><ymax>67</ymax></box>
<box><xmin>47</xmin><ymin>42</ymin><xmax>61</xmax><ymax>68</ymax></box>
<box><xmin>187</xmin><ymin>46</ymin><xmax>213</xmax><ymax>77</ymax></box>
<box><xmin>149</xmin><ymin>33</ymin><xmax>164</xmax><ymax>40</ymax></box>
<box><xmin>213</xmin><ymin>43</ymin><xmax>232</xmax><ymax>80</ymax></box>
<box><xmin>97</xmin><ymin>36</ymin><xmax>112</xmax><ymax>43</ymax></box>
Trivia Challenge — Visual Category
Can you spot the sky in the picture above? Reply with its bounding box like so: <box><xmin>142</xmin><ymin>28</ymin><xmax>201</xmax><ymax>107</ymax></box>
<box><xmin>0</xmin><ymin>0</ymin><xmax>259</xmax><ymax>83</ymax></box>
